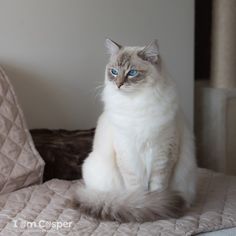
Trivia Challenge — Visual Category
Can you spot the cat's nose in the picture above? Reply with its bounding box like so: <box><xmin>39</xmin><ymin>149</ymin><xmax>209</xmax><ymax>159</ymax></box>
<box><xmin>116</xmin><ymin>81</ymin><xmax>124</xmax><ymax>89</ymax></box>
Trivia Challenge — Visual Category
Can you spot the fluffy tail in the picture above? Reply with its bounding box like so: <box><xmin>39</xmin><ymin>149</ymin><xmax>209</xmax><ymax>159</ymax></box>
<box><xmin>75</xmin><ymin>183</ymin><xmax>185</xmax><ymax>223</ymax></box>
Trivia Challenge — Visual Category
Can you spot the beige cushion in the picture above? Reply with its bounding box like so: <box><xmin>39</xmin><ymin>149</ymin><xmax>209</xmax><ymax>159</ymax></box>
<box><xmin>0</xmin><ymin>67</ymin><xmax>44</xmax><ymax>195</ymax></box>
<box><xmin>0</xmin><ymin>169</ymin><xmax>236</xmax><ymax>235</ymax></box>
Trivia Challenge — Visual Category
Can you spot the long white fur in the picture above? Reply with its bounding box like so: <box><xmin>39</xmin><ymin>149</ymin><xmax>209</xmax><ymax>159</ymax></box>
<box><xmin>78</xmin><ymin>42</ymin><xmax>197</xmax><ymax>221</ymax></box>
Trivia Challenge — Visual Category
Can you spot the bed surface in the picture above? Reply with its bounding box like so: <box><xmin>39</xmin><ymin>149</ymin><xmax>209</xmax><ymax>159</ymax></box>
<box><xmin>1</xmin><ymin>168</ymin><xmax>236</xmax><ymax>235</ymax></box>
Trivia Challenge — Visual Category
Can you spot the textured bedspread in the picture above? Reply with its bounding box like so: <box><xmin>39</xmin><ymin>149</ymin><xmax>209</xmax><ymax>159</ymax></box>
<box><xmin>0</xmin><ymin>168</ymin><xmax>236</xmax><ymax>236</ymax></box>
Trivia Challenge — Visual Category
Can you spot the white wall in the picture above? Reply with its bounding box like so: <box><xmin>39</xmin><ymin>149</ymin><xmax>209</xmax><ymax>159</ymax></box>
<box><xmin>0</xmin><ymin>0</ymin><xmax>194</xmax><ymax>129</ymax></box>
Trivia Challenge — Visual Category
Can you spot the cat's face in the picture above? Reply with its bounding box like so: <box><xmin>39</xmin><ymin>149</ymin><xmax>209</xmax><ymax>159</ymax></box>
<box><xmin>105</xmin><ymin>39</ymin><xmax>161</xmax><ymax>92</ymax></box>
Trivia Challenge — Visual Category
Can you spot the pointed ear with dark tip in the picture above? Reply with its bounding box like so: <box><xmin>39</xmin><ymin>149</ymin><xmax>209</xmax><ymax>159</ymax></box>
<box><xmin>105</xmin><ymin>38</ymin><xmax>122</xmax><ymax>56</ymax></box>
<box><xmin>138</xmin><ymin>40</ymin><xmax>159</xmax><ymax>64</ymax></box>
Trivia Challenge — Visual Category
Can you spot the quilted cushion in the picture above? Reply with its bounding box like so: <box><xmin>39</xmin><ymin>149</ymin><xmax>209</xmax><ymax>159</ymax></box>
<box><xmin>0</xmin><ymin>67</ymin><xmax>44</xmax><ymax>195</ymax></box>
<box><xmin>0</xmin><ymin>169</ymin><xmax>236</xmax><ymax>235</ymax></box>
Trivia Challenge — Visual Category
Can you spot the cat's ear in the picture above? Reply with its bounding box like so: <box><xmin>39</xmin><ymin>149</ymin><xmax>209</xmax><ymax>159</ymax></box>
<box><xmin>138</xmin><ymin>40</ymin><xmax>159</xmax><ymax>64</ymax></box>
<box><xmin>105</xmin><ymin>38</ymin><xmax>122</xmax><ymax>56</ymax></box>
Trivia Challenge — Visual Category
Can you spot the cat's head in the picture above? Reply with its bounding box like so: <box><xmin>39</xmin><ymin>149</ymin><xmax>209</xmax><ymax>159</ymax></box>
<box><xmin>105</xmin><ymin>39</ymin><xmax>162</xmax><ymax>92</ymax></box>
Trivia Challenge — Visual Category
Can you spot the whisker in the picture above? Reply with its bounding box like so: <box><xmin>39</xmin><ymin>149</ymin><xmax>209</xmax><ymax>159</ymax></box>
<box><xmin>94</xmin><ymin>83</ymin><xmax>105</xmax><ymax>99</ymax></box>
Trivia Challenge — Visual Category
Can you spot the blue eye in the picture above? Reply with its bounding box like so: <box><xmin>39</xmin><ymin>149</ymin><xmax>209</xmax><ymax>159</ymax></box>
<box><xmin>111</xmin><ymin>68</ymin><xmax>119</xmax><ymax>76</ymax></box>
<box><xmin>128</xmin><ymin>69</ymin><xmax>138</xmax><ymax>77</ymax></box>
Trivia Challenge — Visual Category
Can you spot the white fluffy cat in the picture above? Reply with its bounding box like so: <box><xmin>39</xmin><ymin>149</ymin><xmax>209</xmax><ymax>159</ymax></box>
<box><xmin>75</xmin><ymin>39</ymin><xmax>197</xmax><ymax>222</ymax></box>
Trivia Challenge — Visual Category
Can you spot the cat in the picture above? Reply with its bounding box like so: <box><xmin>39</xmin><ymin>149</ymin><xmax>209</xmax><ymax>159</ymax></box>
<box><xmin>75</xmin><ymin>39</ymin><xmax>197</xmax><ymax>223</ymax></box>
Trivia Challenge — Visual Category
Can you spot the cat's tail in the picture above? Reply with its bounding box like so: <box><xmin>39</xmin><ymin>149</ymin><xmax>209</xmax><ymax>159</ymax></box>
<box><xmin>74</xmin><ymin>182</ymin><xmax>185</xmax><ymax>223</ymax></box>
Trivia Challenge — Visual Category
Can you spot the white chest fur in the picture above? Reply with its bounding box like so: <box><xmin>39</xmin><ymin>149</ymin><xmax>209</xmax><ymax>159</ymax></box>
<box><xmin>102</xmin><ymin>84</ymin><xmax>178</xmax><ymax>190</ymax></box>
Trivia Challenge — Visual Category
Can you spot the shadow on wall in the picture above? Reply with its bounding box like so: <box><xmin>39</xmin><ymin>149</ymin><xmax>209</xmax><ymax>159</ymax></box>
<box><xmin>1</xmin><ymin>63</ymin><xmax>71</xmax><ymax>129</ymax></box>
